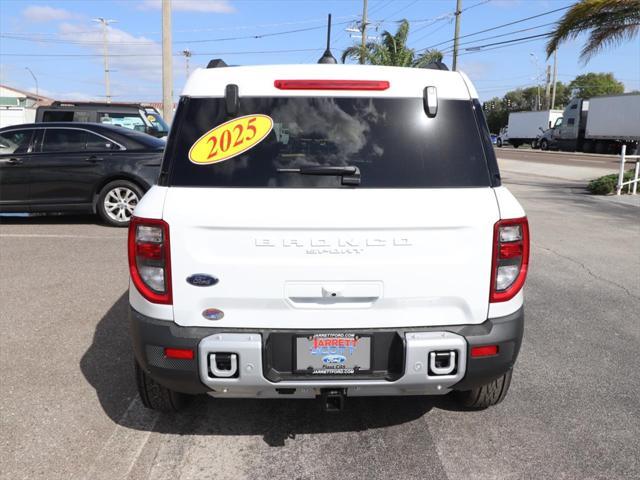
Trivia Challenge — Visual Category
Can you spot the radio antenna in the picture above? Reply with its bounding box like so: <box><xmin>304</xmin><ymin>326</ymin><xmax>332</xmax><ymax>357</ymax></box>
<box><xmin>317</xmin><ymin>14</ymin><xmax>337</xmax><ymax>64</ymax></box>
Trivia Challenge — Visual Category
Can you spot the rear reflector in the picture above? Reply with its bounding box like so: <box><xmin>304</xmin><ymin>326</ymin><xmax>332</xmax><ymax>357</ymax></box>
<box><xmin>274</xmin><ymin>79</ymin><xmax>390</xmax><ymax>91</ymax></box>
<box><xmin>471</xmin><ymin>345</ymin><xmax>499</xmax><ymax>358</ymax></box>
<box><xmin>164</xmin><ymin>348</ymin><xmax>194</xmax><ymax>360</ymax></box>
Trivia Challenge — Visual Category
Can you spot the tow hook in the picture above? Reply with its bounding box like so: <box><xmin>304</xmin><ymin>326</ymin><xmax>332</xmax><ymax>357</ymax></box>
<box><xmin>320</xmin><ymin>388</ymin><xmax>346</xmax><ymax>412</ymax></box>
<box><xmin>429</xmin><ymin>351</ymin><xmax>457</xmax><ymax>375</ymax></box>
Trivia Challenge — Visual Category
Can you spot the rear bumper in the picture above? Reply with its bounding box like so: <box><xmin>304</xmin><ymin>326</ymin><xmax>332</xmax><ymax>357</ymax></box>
<box><xmin>130</xmin><ymin>307</ymin><xmax>523</xmax><ymax>397</ymax></box>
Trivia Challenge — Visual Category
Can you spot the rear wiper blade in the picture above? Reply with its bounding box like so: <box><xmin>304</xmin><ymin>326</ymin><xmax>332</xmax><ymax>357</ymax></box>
<box><xmin>277</xmin><ymin>165</ymin><xmax>361</xmax><ymax>186</ymax></box>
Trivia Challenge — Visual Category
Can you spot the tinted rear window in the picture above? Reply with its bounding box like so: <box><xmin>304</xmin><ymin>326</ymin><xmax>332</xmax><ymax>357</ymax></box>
<box><xmin>165</xmin><ymin>97</ymin><xmax>491</xmax><ymax>188</ymax></box>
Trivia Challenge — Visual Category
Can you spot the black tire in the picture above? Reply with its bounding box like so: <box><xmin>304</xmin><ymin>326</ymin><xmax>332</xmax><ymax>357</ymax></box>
<box><xmin>625</xmin><ymin>144</ymin><xmax>638</xmax><ymax>155</ymax></box>
<box><xmin>594</xmin><ymin>141</ymin><xmax>607</xmax><ymax>155</ymax></box>
<box><xmin>582</xmin><ymin>140</ymin><xmax>594</xmax><ymax>153</ymax></box>
<box><xmin>540</xmin><ymin>139</ymin><xmax>549</xmax><ymax>151</ymax></box>
<box><xmin>455</xmin><ymin>369</ymin><xmax>513</xmax><ymax>410</ymax></box>
<box><xmin>496</xmin><ymin>138</ymin><xmax>503</xmax><ymax>148</ymax></box>
<box><xmin>135</xmin><ymin>361</ymin><xmax>189</xmax><ymax>412</ymax></box>
<box><xmin>511</xmin><ymin>142</ymin><xmax>520</xmax><ymax>149</ymax></box>
<box><xmin>96</xmin><ymin>180</ymin><xmax>144</xmax><ymax>227</ymax></box>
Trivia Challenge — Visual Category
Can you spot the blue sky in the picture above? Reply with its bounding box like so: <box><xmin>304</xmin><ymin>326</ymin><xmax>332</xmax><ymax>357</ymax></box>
<box><xmin>1</xmin><ymin>0</ymin><xmax>638</xmax><ymax>103</ymax></box>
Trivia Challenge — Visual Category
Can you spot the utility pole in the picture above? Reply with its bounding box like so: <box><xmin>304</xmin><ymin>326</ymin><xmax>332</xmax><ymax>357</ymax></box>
<box><xmin>551</xmin><ymin>48</ymin><xmax>558</xmax><ymax>109</ymax></box>
<box><xmin>162</xmin><ymin>0</ymin><xmax>173</xmax><ymax>122</ymax></box>
<box><xmin>181</xmin><ymin>49</ymin><xmax>192</xmax><ymax>79</ymax></box>
<box><xmin>93</xmin><ymin>18</ymin><xmax>116</xmax><ymax>103</ymax></box>
<box><xmin>544</xmin><ymin>64</ymin><xmax>551</xmax><ymax>109</ymax></box>
<box><xmin>360</xmin><ymin>0</ymin><xmax>368</xmax><ymax>64</ymax></box>
<box><xmin>452</xmin><ymin>0</ymin><xmax>462</xmax><ymax>71</ymax></box>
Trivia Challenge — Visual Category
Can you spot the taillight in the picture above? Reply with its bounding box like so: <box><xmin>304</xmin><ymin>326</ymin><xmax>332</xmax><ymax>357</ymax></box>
<box><xmin>274</xmin><ymin>80</ymin><xmax>390</xmax><ymax>90</ymax></box>
<box><xmin>128</xmin><ymin>217</ymin><xmax>172</xmax><ymax>304</ymax></box>
<box><xmin>490</xmin><ymin>217</ymin><xmax>529</xmax><ymax>303</ymax></box>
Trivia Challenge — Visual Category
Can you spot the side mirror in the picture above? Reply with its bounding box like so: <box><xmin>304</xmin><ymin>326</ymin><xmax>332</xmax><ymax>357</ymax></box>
<box><xmin>423</xmin><ymin>86</ymin><xmax>438</xmax><ymax>118</ymax></box>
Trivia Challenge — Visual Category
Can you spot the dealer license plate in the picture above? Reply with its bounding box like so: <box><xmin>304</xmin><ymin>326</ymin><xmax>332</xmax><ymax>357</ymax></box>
<box><xmin>295</xmin><ymin>333</ymin><xmax>371</xmax><ymax>375</ymax></box>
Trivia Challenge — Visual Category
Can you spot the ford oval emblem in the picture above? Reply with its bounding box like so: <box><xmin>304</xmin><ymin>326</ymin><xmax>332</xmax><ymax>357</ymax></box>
<box><xmin>202</xmin><ymin>308</ymin><xmax>224</xmax><ymax>321</ymax></box>
<box><xmin>187</xmin><ymin>274</ymin><xmax>219</xmax><ymax>287</ymax></box>
<box><xmin>322</xmin><ymin>354</ymin><xmax>346</xmax><ymax>365</ymax></box>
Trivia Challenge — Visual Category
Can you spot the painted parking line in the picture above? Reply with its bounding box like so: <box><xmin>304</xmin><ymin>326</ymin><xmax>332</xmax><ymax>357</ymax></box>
<box><xmin>0</xmin><ymin>234</ymin><xmax>125</xmax><ymax>239</ymax></box>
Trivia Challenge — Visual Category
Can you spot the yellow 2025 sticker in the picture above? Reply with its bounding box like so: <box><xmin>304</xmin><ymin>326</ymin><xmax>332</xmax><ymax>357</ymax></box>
<box><xmin>188</xmin><ymin>114</ymin><xmax>274</xmax><ymax>165</ymax></box>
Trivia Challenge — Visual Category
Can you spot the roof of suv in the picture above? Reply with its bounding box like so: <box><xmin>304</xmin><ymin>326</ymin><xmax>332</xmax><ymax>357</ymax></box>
<box><xmin>0</xmin><ymin>122</ymin><xmax>165</xmax><ymax>150</ymax></box>
<box><xmin>182</xmin><ymin>64</ymin><xmax>478</xmax><ymax>100</ymax></box>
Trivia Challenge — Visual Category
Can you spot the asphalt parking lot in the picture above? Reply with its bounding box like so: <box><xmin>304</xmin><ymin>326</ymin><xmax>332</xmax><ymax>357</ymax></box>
<box><xmin>1</xmin><ymin>150</ymin><xmax>639</xmax><ymax>479</ymax></box>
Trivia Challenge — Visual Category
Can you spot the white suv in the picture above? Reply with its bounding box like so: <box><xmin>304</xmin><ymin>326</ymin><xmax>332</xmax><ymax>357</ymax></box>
<box><xmin>129</xmin><ymin>62</ymin><xmax>529</xmax><ymax>412</ymax></box>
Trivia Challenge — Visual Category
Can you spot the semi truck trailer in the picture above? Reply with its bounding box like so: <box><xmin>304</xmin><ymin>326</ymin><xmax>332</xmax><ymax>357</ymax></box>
<box><xmin>538</xmin><ymin>93</ymin><xmax>640</xmax><ymax>154</ymax></box>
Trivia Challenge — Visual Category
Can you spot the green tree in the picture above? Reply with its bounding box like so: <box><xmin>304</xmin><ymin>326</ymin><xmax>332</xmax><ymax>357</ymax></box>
<box><xmin>481</xmin><ymin>81</ymin><xmax>572</xmax><ymax>132</ymax></box>
<box><xmin>546</xmin><ymin>0</ymin><xmax>640</xmax><ymax>62</ymax></box>
<box><xmin>568</xmin><ymin>72</ymin><xmax>624</xmax><ymax>98</ymax></box>
<box><xmin>341</xmin><ymin>20</ymin><xmax>444</xmax><ymax>67</ymax></box>
<box><xmin>483</xmin><ymin>97</ymin><xmax>509</xmax><ymax>133</ymax></box>
<box><xmin>550</xmin><ymin>82</ymin><xmax>572</xmax><ymax>108</ymax></box>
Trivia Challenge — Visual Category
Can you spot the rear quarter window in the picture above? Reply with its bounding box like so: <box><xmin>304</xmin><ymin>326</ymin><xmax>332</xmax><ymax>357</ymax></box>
<box><xmin>164</xmin><ymin>96</ymin><xmax>493</xmax><ymax>188</ymax></box>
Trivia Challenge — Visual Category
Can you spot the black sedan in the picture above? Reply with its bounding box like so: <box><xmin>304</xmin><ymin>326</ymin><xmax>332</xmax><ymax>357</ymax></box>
<box><xmin>0</xmin><ymin>122</ymin><xmax>165</xmax><ymax>227</ymax></box>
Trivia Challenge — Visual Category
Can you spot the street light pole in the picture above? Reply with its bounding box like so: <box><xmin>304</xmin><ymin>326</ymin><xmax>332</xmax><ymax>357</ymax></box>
<box><xmin>529</xmin><ymin>52</ymin><xmax>541</xmax><ymax>110</ymax></box>
<box><xmin>93</xmin><ymin>18</ymin><xmax>116</xmax><ymax>103</ymax></box>
<box><xmin>162</xmin><ymin>0</ymin><xmax>173</xmax><ymax>122</ymax></box>
<box><xmin>24</xmin><ymin>67</ymin><xmax>38</xmax><ymax>97</ymax></box>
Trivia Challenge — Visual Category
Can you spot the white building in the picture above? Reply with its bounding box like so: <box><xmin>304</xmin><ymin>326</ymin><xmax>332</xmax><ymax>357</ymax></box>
<box><xmin>0</xmin><ymin>84</ymin><xmax>52</xmax><ymax>128</ymax></box>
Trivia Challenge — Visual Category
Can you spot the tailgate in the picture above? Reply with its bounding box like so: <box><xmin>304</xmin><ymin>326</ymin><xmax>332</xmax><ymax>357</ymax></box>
<box><xmin>164</xmin><ymin>188</ymin><xmax>499</xmax><ymax>329</ymax></box>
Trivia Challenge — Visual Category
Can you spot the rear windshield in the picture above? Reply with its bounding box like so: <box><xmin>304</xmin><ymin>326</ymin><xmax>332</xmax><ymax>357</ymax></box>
<box><xmin>165</xmin><ymin>97</ymin><xmax>492</xmax><ymax>188</ymax></box>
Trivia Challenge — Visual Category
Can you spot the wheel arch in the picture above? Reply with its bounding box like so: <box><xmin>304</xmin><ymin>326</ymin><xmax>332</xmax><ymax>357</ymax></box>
<box><xmin>92</xmin><ymin>174</ymin><xmax>150</xmax><ymax>213</ymax></box>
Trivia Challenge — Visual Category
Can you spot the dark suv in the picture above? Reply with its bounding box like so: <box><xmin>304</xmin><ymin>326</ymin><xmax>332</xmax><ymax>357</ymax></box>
<box><xmin>0</xmin><ymin>122</ymin><xmax>164</xmax><ymax>226</ymax></box>
<box><xmin>36</xmin><ymin>102</ymin><xmax>169</xmax><ymax>139</ymax></box>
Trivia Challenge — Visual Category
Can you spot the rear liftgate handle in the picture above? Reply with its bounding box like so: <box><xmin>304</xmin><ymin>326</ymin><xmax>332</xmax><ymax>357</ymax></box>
<box><xmin>286</xmin><ymin>283</ymin><xmax>382</xmax><ymax>306</ymax></box>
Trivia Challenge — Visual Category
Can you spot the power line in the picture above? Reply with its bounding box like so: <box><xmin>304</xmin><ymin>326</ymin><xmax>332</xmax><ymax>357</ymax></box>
<box><xmin>1</xmin><ymin>15</ymin><xmax>360</xmax><ymax>37</ymax></box>
<box><xmin>411</xmin><ymin>18</ymin><xmax>453</xmax><ymax>45</ymax></box>
<box><xmin>0</xmin><ymin>48</ymin><xmax>323</xmax><ymax>58</ymax></box>
<box><xmin>459</xmin><ymin>32</ymin><xmax>553</xmax><ymax>51</ymax></box>
<box><xmin>419</xmin><ymin>4</ymin><xmax>570</xmax><ymax>51</ymax></box>
<box><xmin>0</xmin><ymin>20</ymin><xmax>355</xmax><ymax>47</ymax></box>
<box><xmin>440</xmin><ymin>23</ymin><xmax>556</xmax><ymax>53</ymax></box>
<box><xmin>457</xmin><ymin>34</ymin><xmax>553</xmax><ymax>56</ymax></box>
<box><xmin>379</xmin><ymin>0</ymin><xmax>420</xmax><ymax>21</ymax></box>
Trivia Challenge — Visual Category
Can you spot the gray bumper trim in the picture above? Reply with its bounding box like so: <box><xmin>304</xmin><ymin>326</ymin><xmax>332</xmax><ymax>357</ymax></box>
<box><xmin>129</xmin><ymin>306</ymin><xmax>524</xmax><ymax>396</ymax></box>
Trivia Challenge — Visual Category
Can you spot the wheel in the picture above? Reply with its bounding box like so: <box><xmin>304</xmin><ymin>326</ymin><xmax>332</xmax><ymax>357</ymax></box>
<box><xmin>540</xmin><ymin>139</ymin><xmax>549</xmax><ymax>151</ymax></box>
<box><xmin>594</xmin><ymin>142</ymin><xmax>607</xmax><ymax>155</ymax></box>
<box><xmin>96</xmin><ymin>180</ymin><xmax>143</xmax><ymax>227</ymax></box>
<box><xmin>455</xmin><ymin>369</ymin><xmax>512</xmax><ymax>410</ymax></box>
<box><xmin>496</xmin><ymin>138</ymin><xmax>503</xmax><ymax>147</ymax></box>
<box><xmin>582</xmin><ymin>141</ymin><xmax>594</xmax><ymax>153</ymax></box>
<box><xmin>135</xmin><ymin>361</ymin><xmax>189</xmax><ymax>412</ymax></box>
<box><xmin>511</xmin><ymin>142</ymin><xmax>520</xmax><ymax>149</ymax></box>
<box><xmin>625</xmin><ymin>144</ymin><xmax>638</xmax><ymax>155</ymax></box>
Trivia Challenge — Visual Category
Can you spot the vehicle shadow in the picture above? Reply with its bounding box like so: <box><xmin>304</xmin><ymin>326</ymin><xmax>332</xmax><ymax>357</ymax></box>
<box><xmin>0</xmin><ymin>213</ymin><xmax>103</xmax><ymax>226</ymax></box>
<box><xmin>80</xmin><ymin>293</ymin><xmax>465</xmax><ymax>446</ymax></box>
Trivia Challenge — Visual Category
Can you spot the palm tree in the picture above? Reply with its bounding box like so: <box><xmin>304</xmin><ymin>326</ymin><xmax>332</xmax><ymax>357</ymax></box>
<box><xmin>341</xmin><ymin>19</ymin><xmax>444</xmax><ymax>67</ymax></box>
<box><xmin>546</xmin><ymin>0</ymin><xmax>640</xmax><ymax>62</ymax></box>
